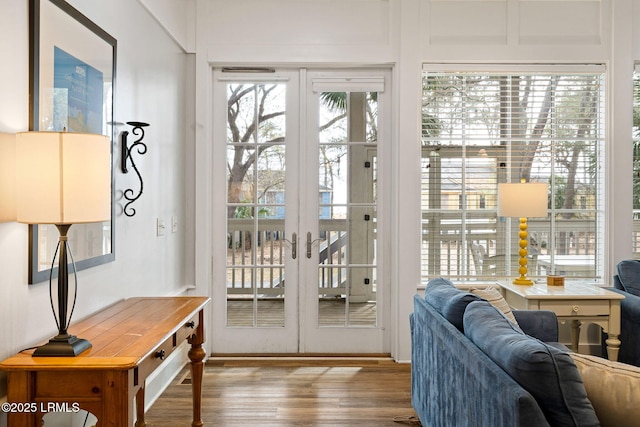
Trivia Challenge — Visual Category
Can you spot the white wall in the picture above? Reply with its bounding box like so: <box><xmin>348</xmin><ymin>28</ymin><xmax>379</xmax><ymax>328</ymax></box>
<box><xmin>0</xmin><ymin>0</ymin><xmax>190</xmax><ymax>400</ymax></box>
<box><xmin>192</xmin><ymin>0</ymin><xmax>635</xmax><ymax>362</ymax></box>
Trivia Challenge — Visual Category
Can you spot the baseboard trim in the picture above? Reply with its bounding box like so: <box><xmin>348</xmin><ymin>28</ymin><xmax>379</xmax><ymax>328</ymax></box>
<box><xmin>207</xmin><ymin>354</ymin><xmax>398</xmax><ymax>367</ymax></box>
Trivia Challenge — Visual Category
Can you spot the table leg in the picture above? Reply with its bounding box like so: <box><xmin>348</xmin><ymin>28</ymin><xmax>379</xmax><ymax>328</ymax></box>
<box><xmin>6</xmin><ymin>371</ymin><xmax>35</xmax><ymax>427</ymax></box>
<box><xmin>605</xmin><ymin>301</ymin><xmax>622</xmax><ymax>362</ymax></box>
<box><xmin>135</xmin><ymin>385</ymin><xmax>146</xmax><ymax>427</ymax></box>
<box><xmin>188</xmin><ymin>309</ymin><xmax>206</xmax><ymax>427</ymax></box>
<box><xmin>570</xmin><ymin>320</ymin><xmax>582</xmax><ymax>353</ymax></box>
<box><xmin>605</xmin><ymin>334</ymin><xmax>621</xmax><ymax>362</ymax></box>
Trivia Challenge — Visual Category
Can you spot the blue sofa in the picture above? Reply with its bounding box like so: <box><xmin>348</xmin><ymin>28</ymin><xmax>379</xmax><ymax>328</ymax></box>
<box><xmin>411</xmin><ymin>278</ymin><xmax>600</xmax><ymax>427</ymax></box>
<box><xmin>603</xmin><ymin>259</ymin><xmax>640</xmax><ymax>367</ymax></box>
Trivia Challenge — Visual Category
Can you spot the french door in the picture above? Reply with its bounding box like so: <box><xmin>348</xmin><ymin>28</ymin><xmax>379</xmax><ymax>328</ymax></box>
<box><xmin>211</xmin><ymin>68</ymin><xmax>390</xmax><ymax>354</ymax></box>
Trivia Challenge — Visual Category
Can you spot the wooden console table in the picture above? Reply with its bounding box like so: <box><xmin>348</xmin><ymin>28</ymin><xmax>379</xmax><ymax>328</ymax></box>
<box><xmin>0</xmin><ymin>296</ymin><xmax>210</xmax><ymax>427</ymax></box>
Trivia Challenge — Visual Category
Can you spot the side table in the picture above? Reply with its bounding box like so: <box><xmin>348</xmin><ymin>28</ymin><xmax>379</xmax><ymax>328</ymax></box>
<box><xmin>497</xmin><ymin>281</ymin><xmax>624</xmax><ymax>361</ymax></box>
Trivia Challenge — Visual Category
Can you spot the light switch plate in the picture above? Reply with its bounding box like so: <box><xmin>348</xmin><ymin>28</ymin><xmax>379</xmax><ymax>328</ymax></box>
<box><xmin>157</xmin><ymin>218</ymin><xmax>165</xmax><ymax>236</ymax></box>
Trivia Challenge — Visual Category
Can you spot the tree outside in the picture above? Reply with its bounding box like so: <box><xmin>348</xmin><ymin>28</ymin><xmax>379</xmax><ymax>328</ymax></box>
<box><xmin>421</xmin><ymin>71</ymin><xmax>604</xmax><ymax>278</ymax></box>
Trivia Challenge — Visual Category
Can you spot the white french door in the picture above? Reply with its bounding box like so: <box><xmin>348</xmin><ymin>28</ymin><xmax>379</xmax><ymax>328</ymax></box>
<box><xmin>211</xmin><ymin>68</ymin><xmax>390</xmax><ymax>354</ymax></box>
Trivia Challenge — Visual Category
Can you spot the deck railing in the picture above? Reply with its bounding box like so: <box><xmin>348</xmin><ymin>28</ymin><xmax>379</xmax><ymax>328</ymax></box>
<box><xmin>227</xmin><ymin>211</ymin><xmax>625</xmax><ymax>288</ymax></box>
<box><xmin>633</xmin><ymin>210</ymin><xmax>640</xmax><ymax>255</ymax></box>
<box><xmin>226</xmin><ymin>218</ymin><xmax>350</xmax><ymax>296</ymax></box>
<box><xmin>421</xmin><ymin>211</ymin><xmax>599</xmax><ymax>280</ymax></box>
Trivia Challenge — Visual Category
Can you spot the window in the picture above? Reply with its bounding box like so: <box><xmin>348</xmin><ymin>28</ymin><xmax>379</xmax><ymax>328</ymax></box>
<box><xmin>633</xmin><ymin>68</ymin><xmax>640</xmax><ymax>256</ymax></box>
<box><xmin>420</xmin><ymin>66</ymin><xmax>605</xmax><ymax>282</ymax></box>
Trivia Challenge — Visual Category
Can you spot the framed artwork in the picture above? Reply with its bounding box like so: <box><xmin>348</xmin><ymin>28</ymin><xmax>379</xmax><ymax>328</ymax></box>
<box><xmin>28</xmin><ymin>0</ymin><xmax>117</xmax><ymax>283</ymax></box>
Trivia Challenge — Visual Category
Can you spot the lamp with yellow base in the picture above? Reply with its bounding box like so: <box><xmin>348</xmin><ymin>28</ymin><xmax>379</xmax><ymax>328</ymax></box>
<box><xmin>497</xmin><ymin>179</ymin><xmax>548</xmax><ymax>286</ymax></box>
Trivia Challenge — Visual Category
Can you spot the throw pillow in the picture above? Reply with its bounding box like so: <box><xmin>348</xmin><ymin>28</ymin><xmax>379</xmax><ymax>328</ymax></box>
<box><xmin>464</xmin><ymin>301</ymin><xmax>600</xmax><ymax>427</ymax></box>
<box><xmin>424</xmin><ymin>277</ymin><xmax>481</xmax><ymax>331</ymax></box>
<box><xmin>470</xmin><ymin>286</ymin><xmax>519</xmax><ymax>326</ymax></box>
<box><xmin>570</xmin><ymin>353</ymin><xmax>640</xmax><ymax>427</ymax></box>
<box><xmin>616</xmin><ymin>259</ymin><xmax>640</xmax><ymax>296</ymax></box>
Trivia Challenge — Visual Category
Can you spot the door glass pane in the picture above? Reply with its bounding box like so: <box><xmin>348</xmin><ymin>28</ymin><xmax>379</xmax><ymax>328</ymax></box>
<box><xmin>226</xmin><ymin>83</ymin><xmax>287</xmax><ymax>327</ymax></box>
<box><xmin>317</xmin><ymin>92</ymin><xmax>378</xmax><ymax>327</ymax></box>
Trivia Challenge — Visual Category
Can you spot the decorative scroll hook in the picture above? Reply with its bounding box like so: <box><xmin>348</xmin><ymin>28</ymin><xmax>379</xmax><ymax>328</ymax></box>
<box><xmin>121</xmin><ymin>121</ymin><xmax>149</xmax><ymax>217</ymax></box>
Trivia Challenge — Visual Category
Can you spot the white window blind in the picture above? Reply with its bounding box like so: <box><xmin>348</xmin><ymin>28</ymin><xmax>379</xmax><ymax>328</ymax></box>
<box><xmin>633</xmin><ymin>68</ymin><xmax>640</xmax><ymax>257</ymax></box>
<box><xmin>420</xmin><ymin>68</ymin><xmax>605</xmax><ymax>282</ymax></box>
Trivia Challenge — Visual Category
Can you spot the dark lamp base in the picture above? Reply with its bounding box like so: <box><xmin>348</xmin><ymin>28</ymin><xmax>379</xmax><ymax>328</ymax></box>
<box><xmin>32</xmin><ymin>334</ymin><xmax>92</xmax><ymax>357</ymax></box>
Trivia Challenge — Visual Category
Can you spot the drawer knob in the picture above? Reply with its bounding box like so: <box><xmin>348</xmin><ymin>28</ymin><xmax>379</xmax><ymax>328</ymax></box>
<box><xmin>185</xmin><ymin>320</ymin><xmax>195</xmax><ymax>329</ymax></box>
<box><xmin>572</xmin><ymin>305</ymin><xmax>580</xmax><ymax>313</ymax></box>
<box><xmin>155</xmin><ymin>349</ymin><xmax>166</xmax><ymax>360</ymax></box>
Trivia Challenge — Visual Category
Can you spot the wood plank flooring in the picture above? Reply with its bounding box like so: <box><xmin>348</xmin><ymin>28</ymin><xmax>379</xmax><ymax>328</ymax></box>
<box><xmin>144</xmin><ymin>357</ymin><xmax>419</xmax><ymax>427</ymax></box>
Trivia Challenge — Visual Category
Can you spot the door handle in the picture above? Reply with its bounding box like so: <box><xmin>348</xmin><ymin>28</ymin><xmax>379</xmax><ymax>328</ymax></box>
<box><xmin>306</xmin><ymin>232</ymin><xmax>323</xmax><ymax>259</ymax></box>
<box><xmin>283</xmin><ymin>232</ymin><xmax>297</xmax><ymax>259</ymax></box>
<box><xmin>291</xmin><ymin>232</ymin><xmax>297</xmax><ymax>259</ymax></box>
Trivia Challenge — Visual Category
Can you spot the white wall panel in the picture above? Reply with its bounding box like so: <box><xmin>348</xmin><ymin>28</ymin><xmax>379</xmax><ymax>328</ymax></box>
<box><xmin>428</xmin><ymin>0</ymin><xmax>508</xmax><ymax>45</ymax></box>
<box><xmin>519</xmin><ymin>0</ymin><xmax>601</xmax><ymax>44</ymax></box>
<box><xmin>139</xmin><ymin>0</ymin><xmax>196</xmax><ymax>52</ymax></box>
<box><xmin>205</xmin><ymin>0</ymin><xmax>394</xmax><ymax>63</ymax></box>
<box><xmin>425</xmin><ymin>0</ymin><xmax>602</xmax><ymax>47</ymax></box>
<box><xmin>422</xmin><ymin>0</ymin><xmax>609</xmax><ymax>62</ymax></box>
<box><xmin>633</xmin><ymin>0</ymin><xmax>640</xmax><ymax>58</ymax></box>
<box><xmin>209</xmin><ymin>0</ymin><xmax>388</xmax><ymax>45</ymax></box>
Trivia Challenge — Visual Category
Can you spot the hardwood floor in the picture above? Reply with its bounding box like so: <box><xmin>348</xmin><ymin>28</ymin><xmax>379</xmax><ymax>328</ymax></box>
<box><xmin>144</xmin><ymin>357</ymin><xmax>419</xmax><ymax>427</ymax></box>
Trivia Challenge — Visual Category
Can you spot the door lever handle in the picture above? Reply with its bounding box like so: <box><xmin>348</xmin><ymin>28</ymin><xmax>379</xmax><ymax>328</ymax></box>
<box><xmin>306</xmin><ymin>232</ymin><xmax>324</xmax><ymax>259</ymax></box>
<box><xmin>283</xmin><ymin>232</ymin><xmax>297</xmax><ymax>259</ymax></box>
<box><xmin>291</xmin><ymin>232</ymin><xmax>297</xmax><ymax>259</ymax></box>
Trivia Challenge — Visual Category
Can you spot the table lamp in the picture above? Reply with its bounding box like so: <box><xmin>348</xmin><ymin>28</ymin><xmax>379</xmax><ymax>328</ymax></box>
<box><xmin>0</xmin><ymin>133</ymin><xmax>16</xmax><ymax>222</ymax></box>
<box><xmin>16</xmin><ymin>131</ymin><xmax>110</xmax><ymax>356</ymax></box>
<box><xmin>497</xmin><ymin>179</ymin><xmax>548</xmax><ymax>286</ymax></box>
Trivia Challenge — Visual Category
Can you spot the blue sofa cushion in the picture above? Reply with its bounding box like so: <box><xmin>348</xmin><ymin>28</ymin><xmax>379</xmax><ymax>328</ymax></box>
<box><xmin>617</xmin><ymin>259</ymin><xmax>640</xmax><ymax>296</ymax></box>
<box><xmin>464</xmin><ymin>301</ymin><xmax>600</xmax><ymax>427</ymax></box>
<box><xmin>424</xmin><ymin>277</ymin><xmax>481</xmax><ymax>331</ymax></box>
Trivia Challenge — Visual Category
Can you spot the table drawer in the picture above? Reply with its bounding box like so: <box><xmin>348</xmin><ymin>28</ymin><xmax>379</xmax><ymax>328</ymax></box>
<box><xmin>35</xmin><ymin>370</ymin><xmax>103</xmax><ymax>398</ymax></box>
<box><xmin>539</xmin><ymin>300</ymin><xmax>610</xmax><ymax>316</ymax></box>
<box><xmin>136</xmin><ymin>313</ymin><xmax>199</xmax><ymax>384</ymax></box>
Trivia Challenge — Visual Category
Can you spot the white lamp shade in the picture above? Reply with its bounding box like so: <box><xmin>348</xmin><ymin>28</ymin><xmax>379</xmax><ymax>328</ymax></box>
<box><xmin>0</xmin><ymin>133</ymin><xmax>16</xmax><ymax>222</ymax></box>
<box><xmin>16</xmin><ymin>132</ymin><xmax>111</xmax><ymax>224</ymax></box>
<box><xmin>498</xmin><ymin>182</ymin><xmax>549</xmax><ymax>218</ymax></box>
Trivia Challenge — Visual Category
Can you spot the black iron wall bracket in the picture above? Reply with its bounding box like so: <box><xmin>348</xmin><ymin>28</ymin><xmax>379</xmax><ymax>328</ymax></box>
<box><xmin>121</xmin><ymin>121</ymin><xmax>149</xmax><ymax>217</ymax></box>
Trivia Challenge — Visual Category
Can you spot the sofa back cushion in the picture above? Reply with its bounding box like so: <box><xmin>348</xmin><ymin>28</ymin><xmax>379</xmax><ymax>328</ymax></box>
<box><xmin>470</xmin><ymin>286</ymin><xmax>519</xmax><ymax>326</ymax></box>
<box><xmin>464</xmin><ymin>301</ymin><xmax>600</xmax><ymax>427</ymax></box>
<box><xmin>616</xmin><ymin>259</ymin><xmax>640</xmax><ymax>296</ymax></box>
<box><xmin>570</xmin><ymin>353</ymin><xmax>640</xmax><ymax>427</ymax></box>
<box><xmin>424</xmin><ymin>277</ymin><xmax>481</xmax><ymax>331</ymax></box>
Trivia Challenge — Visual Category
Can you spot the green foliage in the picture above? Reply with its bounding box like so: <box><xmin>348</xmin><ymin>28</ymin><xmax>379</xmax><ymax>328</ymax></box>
<box><xmin>549</xmin><ymin>175</ymin><xmax>566</xmax><ymax>209</ymax></box>
<box><xmin>319</xmin><ymin>92</ymin><xmax>347</xmax><ymax>111</ymax></box>
<box><xmin>233</xmin><ymin>204</ymin><xmax>271</xmax><ymax>219</ymax></box>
